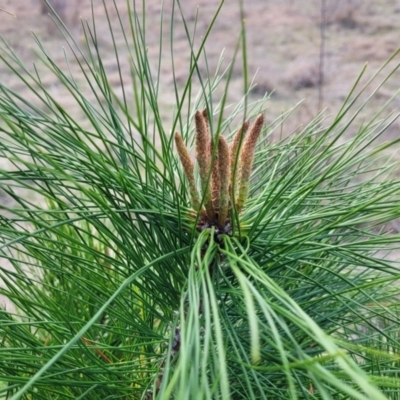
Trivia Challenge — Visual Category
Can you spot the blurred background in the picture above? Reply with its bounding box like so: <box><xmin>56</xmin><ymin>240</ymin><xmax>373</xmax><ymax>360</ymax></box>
<box><xmin>1</xmin><ymin>0</ymin><xmax>400</xmax><ymax>145</ymax></box>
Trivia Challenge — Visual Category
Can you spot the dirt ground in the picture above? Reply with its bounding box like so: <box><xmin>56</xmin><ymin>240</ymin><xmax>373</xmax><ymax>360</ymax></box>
<box><xmin>1</xmin><ymin>0</ymin><xmax>400</xmax><ymax>135</ymax></box>
<box><xmin>0</xmin><ymin>0</ymin><xmax>400</xmax><ymax>307</ymax></box>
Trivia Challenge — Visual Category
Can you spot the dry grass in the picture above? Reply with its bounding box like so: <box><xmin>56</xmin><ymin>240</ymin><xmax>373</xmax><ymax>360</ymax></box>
<box><xmin>285</xmin><ymin>58</ymin><xmax>321</xmax><ymax>90</ymax></box>
<box><xmin>38</xmin><ymin>0</ymin><xmax>80</xmax><ymax>35</ymax></box>
<box><xmin>0</xmin><ymin>0</ymin><xmax>399</xmax><ymax>129</ymax></box>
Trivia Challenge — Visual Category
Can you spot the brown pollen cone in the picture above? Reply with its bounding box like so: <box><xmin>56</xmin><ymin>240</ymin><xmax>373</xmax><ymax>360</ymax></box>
<box><xmin>195</xmin><ymin>110</ymin><xmax>215</xmax><ymax>221</ymax></box>
<box><xmin>237</xmin><ymin>113</ymin><xmax>264</xmax><ymax>213</ymax></box>
<box><xmin>210</xmin><ymin>138</ymin><xmax>220</xmax><ymax>213</ymax></box>
<box><xmin>229</xmin><ymin>119</ymin><xmax>250</xmax><ymax>197</ymax></box>
<box><xmin>203</xmin><ymin>109</ymin><xmax>220</xmax><ymax>212</ymax></box>
<box><xmin>174</xmin><ymin>132</ymin><xmax>201</xmax><ymax>211</ymax></box>
<box><xmin>218</xmin><ymin>136</ymin><xmax>230</xmax><ymax>227</ymax></box>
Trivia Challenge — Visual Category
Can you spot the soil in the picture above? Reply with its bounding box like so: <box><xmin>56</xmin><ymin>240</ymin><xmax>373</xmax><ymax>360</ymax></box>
<box><xmin>1</xmin><ymin>0</ymin><xmax>399</xmax><ymax>136</ymax></box>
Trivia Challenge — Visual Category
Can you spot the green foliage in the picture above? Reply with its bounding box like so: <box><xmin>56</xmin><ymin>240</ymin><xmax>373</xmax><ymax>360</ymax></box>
<box><xmin>0</xmin><ymin>1</ymin><xmax>400</xmax><ymax>399</ymax></box>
